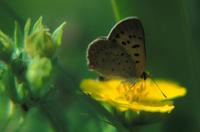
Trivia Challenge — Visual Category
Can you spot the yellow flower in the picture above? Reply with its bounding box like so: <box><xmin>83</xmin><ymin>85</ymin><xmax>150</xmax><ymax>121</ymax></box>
<box><xmin>80</xmin><ymin>78</ymin><xmax>186</xmax><ymax>113</ymax></box>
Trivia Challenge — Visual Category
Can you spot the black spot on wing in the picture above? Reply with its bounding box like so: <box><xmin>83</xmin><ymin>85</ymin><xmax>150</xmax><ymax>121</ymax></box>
<box><xmin>134</xmin><ymin>53</ymin><xmax>139</xmax><ymax>56</ymax></box>
<box><xmin>132</xmin><ymin>44</ymin><xmax>140</xmax><ymax>48</ymax></box>
<box><xmin>135</xmin><ymin>61</ymin><xmax>139</xmax><ymax>63</ymax></box>
<box><xmin>138</xmin><ymin>36</ymin><xmax>143</xmax><ymax>40</ymax></box>
<box><xmin>122</xmin><ymin>41</ymin><xmax>126</xmax><ymax>45</ymax></box>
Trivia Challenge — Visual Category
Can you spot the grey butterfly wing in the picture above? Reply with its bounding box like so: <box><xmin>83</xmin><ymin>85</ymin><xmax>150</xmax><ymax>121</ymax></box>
<box><xmin>108</xmin><ymin>17</ymin><xmax>146</xmax><ymax>77</ymax></box>
<box><xmin>87</xmin><ymin>38</ymin><xmax>136</xmax><ymax>79</ymax></box>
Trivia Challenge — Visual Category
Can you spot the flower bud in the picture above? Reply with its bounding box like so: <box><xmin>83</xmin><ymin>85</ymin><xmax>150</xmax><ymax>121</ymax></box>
<box><xmin>25</xmin><ymin>30</ymin><xmax>55</xmax><ymax>58</ymax></box>
<box><xmin>26</xmin><ymin>57</ymin><xmax>52</xmax><ymax>96</ymax></box>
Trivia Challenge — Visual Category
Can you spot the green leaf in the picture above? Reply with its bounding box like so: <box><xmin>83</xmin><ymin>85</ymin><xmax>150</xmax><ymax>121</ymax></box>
<box><xmin>0</xmin><ymin>62</ymin><xmax>6</xmax><ymax>79</ymax></box>
<box><xmin>32</xmin><ymin>17</ymin><xmax>43</xmax><ymax>33</ymax></box>
<box><xmin>2</xmin><ymin>67</ymin><xmax>18</xmax><ymax>102</ymax></box>
<box><xmin>52</xmin><ymin>22</ymin><xmax>66</xmax><ymax>46</ymax></box>
<box><xmin>24</xmin><ymin>18</ymin><xmax>31</xmax><ymax>42</ymax></box>
<box><xmin>0</xmin><ymin>30</ymin><xmax>13</xmax><ymax>49</ymax></box>
<box><xmin>14</xmin><ymin>21</ymin><xmax>19</xmax><ymax>48</ymax></box>
<box><xmin>0</xmin><ymin>88</ymin><xmax>14</xmax><ymax>130</ymax></box>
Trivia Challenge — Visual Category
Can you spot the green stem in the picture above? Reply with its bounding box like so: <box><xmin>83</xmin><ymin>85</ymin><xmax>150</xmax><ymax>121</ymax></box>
<box><xmin>180</xmin><ymin>0</ymin><xmax>200</xmax><ymax>93</ymax></box>
<box><xmin>40</xmin><ymin>100</ymin><xmax>69</xmax><ymax>132</ymax></box>
<box><xmin>129</xmin><ymin>126</ymin><xmax>140</xmax><ymax>132</ymax></box>
<box><xmin>111</xmin><ymin>0</ymin><xmax>121</xmax><ymax>22</ymax></box>
<box><xmin>180</xmin><ymin>0</ymin><xmax>200</xmax><ymax>114</ymax></box>
<box><xmin>82</xmin><ymin>95</ymin><xmax>129</xmax><ymax>132</ymax></box>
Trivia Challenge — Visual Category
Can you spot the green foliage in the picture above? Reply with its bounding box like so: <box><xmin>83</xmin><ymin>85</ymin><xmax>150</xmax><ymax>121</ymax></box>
<box><xmin>0</xmin><ymin>17</ymin><xmax>66</xmax><ymax>131</ymax></box>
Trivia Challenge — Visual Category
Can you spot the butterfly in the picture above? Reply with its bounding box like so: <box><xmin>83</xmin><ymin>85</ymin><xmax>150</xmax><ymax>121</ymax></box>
<box><xmin>87</xmin><ymin>17</ymin><xmax>166</xmax><ymax>97</ymax></box>
<box><xmin>87</xmin><ymin>17</ymin><xmax>147</xmax><ymax>80</ymax></box>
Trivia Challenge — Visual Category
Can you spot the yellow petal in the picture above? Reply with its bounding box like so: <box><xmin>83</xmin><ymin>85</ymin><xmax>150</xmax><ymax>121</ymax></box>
<box><xmin>80</xmin><ymin>78</ymin><xmax>186</xmax><ymax>113</ymax></box>
<box><xmin>138</xmin><ymin>79</ymin><xmax>187</xmax><ymax>101</ymax></box>
<box><xmin>129</xmin><ymin>101</ymin><xmax>174</xmax><ymax>113</ymax></box>
<box><xmin>104</xmin><ymin>99</ymin><xmax>174</xmax><ymax>113</ymax></box>
<box><xmin>81</xmin><ymin>79</ymin><xmax>122</xmax><ymax>100</ymax></box>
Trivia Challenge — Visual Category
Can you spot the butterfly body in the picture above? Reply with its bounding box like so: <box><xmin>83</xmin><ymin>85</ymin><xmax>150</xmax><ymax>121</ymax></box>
<box><xmin>87</xmin><ymin>17</ymin><xmax>146</xmax><ymax>80</ymax></box>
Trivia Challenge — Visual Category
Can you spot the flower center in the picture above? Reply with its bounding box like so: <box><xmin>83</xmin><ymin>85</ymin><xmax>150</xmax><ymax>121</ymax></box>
<box><xmin>117</xmin><ymin>80</ymin><xmax>149</xmax><ymax>102</ymax></box>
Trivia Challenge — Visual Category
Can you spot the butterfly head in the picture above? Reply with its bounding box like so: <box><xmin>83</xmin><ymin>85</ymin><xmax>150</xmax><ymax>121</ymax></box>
<box><xmin>141</xmin><ymin>72</ymin><xmax>150</xmax><ymax>80</ymax></box>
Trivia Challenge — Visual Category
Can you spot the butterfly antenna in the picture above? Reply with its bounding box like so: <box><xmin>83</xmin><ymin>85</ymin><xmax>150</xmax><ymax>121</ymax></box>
<box><xmin>151</xmin><ymin>78</ymin><xmax>167</xmax><ymax>98</ymax></box>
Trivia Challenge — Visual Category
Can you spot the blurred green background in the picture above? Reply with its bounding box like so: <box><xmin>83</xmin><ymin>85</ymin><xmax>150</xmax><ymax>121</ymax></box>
<box><xmin>0</xmin><ymin>0</ymin><xmax>200</xmax><ymax>131</ymax></box>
